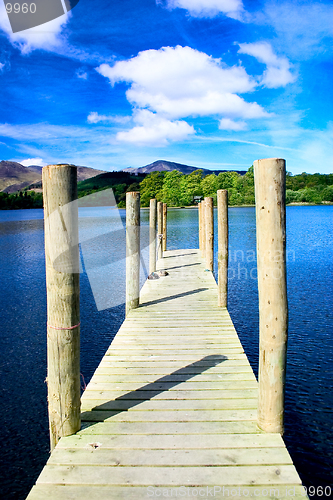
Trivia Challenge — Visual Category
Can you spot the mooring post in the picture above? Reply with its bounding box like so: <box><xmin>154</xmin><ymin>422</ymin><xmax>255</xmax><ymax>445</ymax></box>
<box><xmin>205</xmin><ymin>197</ymin><xmax>214</xmax><ymax>271</ymax></box>
<box><xmin>126</xmin><ymin>191</ymin><xmax>140</xmax><ymax>316</ymax></box>
<box><xmin>198</xmin><ymin>201</ymin><xmax>202</xmax><ymax>253</ymax></box>
<box><xmin>157</xmin><ymin>201</ymin><xmax>163</xmax><ymax>260</ymax></box>
<box><xmin>43</xmin><ymin>164</ymin><xmax>81</xmax><ymax>452</ymax></box>
<box><xmin>217</xmin><ymin>190</ymin><xmax>228</xmax><ymax>307</ymax></box>
<box><xmin>149</xmin><ymin>198</ymin><xmax>157</xmax><ymax>274</ymax></box>
<box><xmin>162</xmin><ymin>203</ymin><xmax>167</xmax><ymax>251</ymax></box>
<box><xmin>201</xmin><ymin>200</ymin><xmax>206</xmax><ymax>258</ymax></box>
<box><xmin>254</xmin><ymin>158</ymin><xmax>288</xmax><ymax>434</ymax></box>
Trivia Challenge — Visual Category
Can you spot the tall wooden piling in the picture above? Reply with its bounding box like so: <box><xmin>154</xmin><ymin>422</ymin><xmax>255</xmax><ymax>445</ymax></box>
<box><xmin>149</xmin><ymin>199</ymin><xmax>157</xmax><ymax>274</ymax></box>
<box><xmin>254</xmin><ymin>158</ymin><xmax>288</xmax><ymax>434</ymax></box>
<box><xmin>126</xmin><ymin>192</ymin><xmax>140</xmax><ymax>316</ymax></box>
<box><xmin>157</xmin><ymin>201</ymin><xmax>163</xmax><ymax>260</ymax></box>
<box><xmin>205</xmin><ymin>197</ymin><xmax>214</xmax><ymax>271</ymax></box>
<box><xmin>43</xmin><ymin>164</ymin><xmax>81</xmax><ymax>452</ymax></box>
<box><xmin>162</xmin><ymin>203</ymin><xmax>167</xmax><ymax>252</ymax></box>
<box><xmin>217</xmin><ymin>190</ymin><xmax>228</xmax><ymax>307</ymax></box>
<box><xmin>198</xmin><ymin>201</ymin><xmax>202</xmax><ymax>253</ymax></box>
<box><xmin>201</xmin><ymin>200</ymin><xmax>206</xmax><ymax>258</ymax></box>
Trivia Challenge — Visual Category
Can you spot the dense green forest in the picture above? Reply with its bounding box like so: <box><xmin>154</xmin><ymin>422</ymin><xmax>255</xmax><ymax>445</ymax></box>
<box><xmin>0</xmin><ymin>190</ymin><xmax>43</xmax><ymax>209</ymax></box>
<box><xmin>139</xmin><ymin>167</ymin><xmax>333</xmax><ymax>206</ymax></box>
<box><xmin>0</xmin><ymin>167</ymin><xmax>332</xmax><ymax>209</ymax></box>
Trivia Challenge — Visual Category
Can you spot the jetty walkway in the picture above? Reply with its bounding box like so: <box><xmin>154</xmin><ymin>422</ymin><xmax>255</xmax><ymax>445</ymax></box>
<box><xmin>27</xmin><ymin>248</ymin><xmax>305</xmax><ymax>499</ymax></box>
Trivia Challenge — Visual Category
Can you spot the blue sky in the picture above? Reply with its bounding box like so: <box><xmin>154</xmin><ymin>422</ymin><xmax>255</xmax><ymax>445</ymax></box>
<box><xmin>0</xmin><ymin>0</ymin><xmax>332</xmax><ymax>174</ymax></box>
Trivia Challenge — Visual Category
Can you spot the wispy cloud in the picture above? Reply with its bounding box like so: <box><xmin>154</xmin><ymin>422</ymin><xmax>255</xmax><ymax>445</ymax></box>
<box><xmin>156</xmin><ymin>0</ymin><xmax>245</xmax><ymax>20</ymax></box>
<box><xmin>219</xmin><ymin>118</ymin><xmax>247</xmax><ymax>131</ymax></box>
<box><xmin>116</xmin><ymin>110</ymin><xmax>195</xmax><ymax>146</ymax></box>
<box><xmin>87</xmin><ymin>112</ymin><xmax>130</xmax><ymax>125</ymax></box>
<box><xmin>238</xmin><ymin>42</ymin><xmax>295</xmax><ymax>88</ymax></box>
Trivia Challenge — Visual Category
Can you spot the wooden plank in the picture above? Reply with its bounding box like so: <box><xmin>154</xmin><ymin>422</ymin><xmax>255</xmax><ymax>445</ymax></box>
<box><xmin>83</xmin><ymin>376</ymin><xmax>258</xmax><ymax>386</ymax></box>
<box><xmin>80</xmin><ymin>398</ymin><xmax>258</xmax><ymax>412</ymax></box>
<box><xmin>85</xmin><ymin>379</ymin><xmax>257</xmax><ymax>390</ymax></box>
<box><xmin>101</xmin><ymin>355</ymin><xmax>249</xmax><ymax>361</ymax></box>
<box><xmin>27</xmin><ymin>484</ymin><xmax>308</xmax><ymax>500</ymax></box>
<box><xmin>56</xmin><ymin>432</ymin><xmax>286</xmax><ymax>449</ymax></box>
<box><xmin>81</xmin><ymin>409</ymin><xmax>257</xmax><ymax>422</ymax></box>
<box><xmin>80</xmin><ymin>389</ymin><xmax>258</xmax><ymax>400</ymax></box>
<box><xmin>84</xmin><ymin>372</ymin><xmax>257</xmax><ymax>381</ymax></box>
<box><xmin>36</xmin><ymin>464</ymin><xmax>301</xmax><ymax>486</ymax></box>
<box><xmin>78</xmin><ymin>421</ymin><xmax>261</xmax><ymax>434</ymax></box>
<box><xmin>48</xmin><ymin>447</ymin><xmax>293</xmax><ymax>466</ymax></box>
<box><xmin>96</xmin><ymin>363</ymin><xmax>255</xmax><ymax>372</ymax></box>
<box><xmin>84</xmin><ymin>381</ymin><xmax>258</xmax><ymax>395</ymax></box>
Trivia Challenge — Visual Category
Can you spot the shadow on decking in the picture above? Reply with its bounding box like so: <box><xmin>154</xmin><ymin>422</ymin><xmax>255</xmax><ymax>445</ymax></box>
<box><xmin>81</xmin><ymin>355</ymin><xmax>228</xmax><ymax>425</ymax></box>
<box><xmin>140</xmin><ymin>288</ymin><xmax>209</xmax><ymax>307</ymax></box>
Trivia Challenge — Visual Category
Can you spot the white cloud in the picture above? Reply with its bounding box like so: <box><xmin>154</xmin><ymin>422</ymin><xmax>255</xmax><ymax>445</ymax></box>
<box><xmin>19</xmin><ymin>157</ymin><xmax>44</xmax><ymax>167</ymax></box>
<box><xmin>238</xmin><ymin>42</ymin><xmax>295</xmax><ymax>88</ymax></box>
<box><xmin>116</xmin><ymin>110</ymin><xmax>195</xmax><ymax>146</ymax></box>
<box><xmin>157</xmin><ymin>0</ymin><xmax>245</xmax><ymax>20</ymax></box>
<box><xmin>219</xmin><ymin>118</ymin><xmax>246</xmax><ymax>131</ymax></box>
<box><xmin>0</xmin><ymin>62</ymin><xmax>4</xmax><ymax>72</ymax></box>
<box><xmin>97</xmin><ymin>45</ymin><xmax>269</xmax><ymax>138</ymax></box>
<box><xmin>0</xmin><ymin>1</ymin><xmax>70</xmax><ymax>54</ymax></box>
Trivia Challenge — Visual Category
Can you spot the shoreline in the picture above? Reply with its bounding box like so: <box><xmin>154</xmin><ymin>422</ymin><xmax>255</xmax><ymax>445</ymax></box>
<box><xmin>1</xmin><ymin>202</ymin><xmax>332</xmax><ymax>212</ymax></box>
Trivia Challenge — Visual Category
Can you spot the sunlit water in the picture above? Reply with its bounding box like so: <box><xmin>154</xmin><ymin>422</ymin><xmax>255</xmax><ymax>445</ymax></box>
<box><xmin>0</xmin><ymin>206</ymin><xmax>332</xmax><ymax>499</ymax></box>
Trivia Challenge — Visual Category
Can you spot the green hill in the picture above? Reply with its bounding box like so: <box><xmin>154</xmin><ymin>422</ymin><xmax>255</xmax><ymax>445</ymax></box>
<box><xmin>77</xmin><ymin>171</ymin><xmax>147</xmax><ymax>207</ymax></box>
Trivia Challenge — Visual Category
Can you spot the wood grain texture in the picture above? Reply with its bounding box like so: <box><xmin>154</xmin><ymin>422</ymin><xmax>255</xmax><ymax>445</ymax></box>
<box><xmin>43</xmin><ymin>164</ymin><xmax>81</xmax><ymax>452</ymax></box>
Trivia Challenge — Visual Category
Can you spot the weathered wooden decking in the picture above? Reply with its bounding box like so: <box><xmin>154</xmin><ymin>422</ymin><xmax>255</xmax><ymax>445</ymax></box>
<box><xmin>27</xmin><ymin>249</ymin><xmax>306</xmax><ymax>499</ymax></box>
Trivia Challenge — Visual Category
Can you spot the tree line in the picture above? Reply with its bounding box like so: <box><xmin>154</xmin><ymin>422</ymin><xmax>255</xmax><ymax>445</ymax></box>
<box><xmin>1</xmin><ymin>167</ymin><xmax>332</xmax><ymax>209</ymax></box>
<box><xmin>139</xmin><ymin>167</ymin><xmax>333</xmax><ymax>207</ymax></box>
<box><xmin>0</xmin><ymin>190</ymin><xmax>43</xmax><ymax>209</ymax></box>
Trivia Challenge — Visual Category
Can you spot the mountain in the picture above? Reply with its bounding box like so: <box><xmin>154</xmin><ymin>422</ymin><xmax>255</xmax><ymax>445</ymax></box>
<box><xmin>122</xmin><ymin>160</ymin><xmax>247</xmax><ymax>176</ymax></box>
<box><xmin>0</xmin><ymin>161</ymin><xmax>107</xmax><ymax>193</ymax></box>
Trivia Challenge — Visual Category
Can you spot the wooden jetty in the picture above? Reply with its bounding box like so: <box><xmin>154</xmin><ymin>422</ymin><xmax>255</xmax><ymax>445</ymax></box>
<box><xmin>26</xmin><ymin>160</ymin><xmax>307</xmax><ymax>499</ymax></box>
<box><xmin>27</xmin><ymin>248</ymin><xmax>306</xmax><ymax>499</ymax></box>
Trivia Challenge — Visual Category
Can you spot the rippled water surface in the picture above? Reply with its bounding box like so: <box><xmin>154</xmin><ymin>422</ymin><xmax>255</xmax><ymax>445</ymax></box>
<box><xmin>0</xmin><ymin>206</ymin><xmax>332</xmax><ymax>499</ymax></box>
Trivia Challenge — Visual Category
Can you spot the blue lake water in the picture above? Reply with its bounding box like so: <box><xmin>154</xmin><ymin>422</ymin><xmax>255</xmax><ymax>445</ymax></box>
<box><xmin>0</xmin><ymin>206</ymin><xmax>332</xmax><ymax>499</ymax></box>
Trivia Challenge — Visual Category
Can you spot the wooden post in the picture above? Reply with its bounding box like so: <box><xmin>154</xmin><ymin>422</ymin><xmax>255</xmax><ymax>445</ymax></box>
<box><xmin>157</xmin><ymin>201</ymin><xmax>163</xmax><ymax>260</ymax></box>
<box><xmin>43</xmin><ymin>164</ymin><xmax>81</xmax><ymax>452</ymax></box>
<box><xmin>162</xmin><ymin>203</ymin><xmax>167</xmax><ymax>251</ymax></box>
<box><xmin>126</xmin><ymin>192</ymin><xmax>140</xmax><ymax>316</ymax></box>
<box><xmin>201</xmin><ymin>200</ymin><xmax>206</xmax><ymax>258</ymax></box>
<box><xmin>205</xmin><ymin>197</ymin><xmax>214</xmax><ymax>271</ymax></box>
<box><xmin>149</xmin><ymin>198</ymin><xmax>157</xmax><ymax>274</ymax></box>
<box><xmin>217</xmin><ymin>190</ymin><xmax>228</xmax><ymax>307</ymax></box>
<box><xmin>198</xmin><ymin>201</ymin><xmax>202</xmax><ymax>253</ymax></box>
<box><xmin>254</xmin><ymin>158</ymin><xmax>288</xmax><ymax>434</ymax></box>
